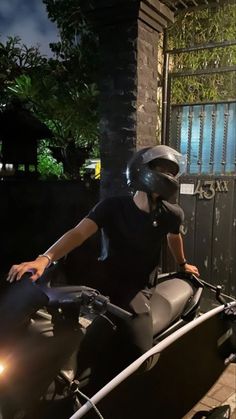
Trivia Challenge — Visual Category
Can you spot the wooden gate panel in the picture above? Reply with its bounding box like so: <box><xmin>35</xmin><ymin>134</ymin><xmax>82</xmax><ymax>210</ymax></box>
<box><xmin>194</xmin><ymin>189</ymin><xmax>215</xmax><ymax>284</ymax></box>
<box><xmin>229</xmin><ymin>179</ymin><xmax>236</xmax><ymax>296</ymax></box>
<box><xmin>177</xmin><ymin>176</ymin><xmax>236</xmax><ymax>296</ymax></box>
<box><xmin>211</xmin><ymin>178</ymin><xmax>234</xmax><ymax>294</ymax></box>
<box><xmin>168</xmin><ymin>102</ymin><xmax>236</xmax><ymax>297</ymax></box>
<box><xmin>178</xmin><ymin>177</ymin><xmax>197</xmax><ymax>264</ymax></box>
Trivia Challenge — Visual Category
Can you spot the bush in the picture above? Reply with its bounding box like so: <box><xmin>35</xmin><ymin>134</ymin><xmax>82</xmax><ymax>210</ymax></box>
<box><xmin>38</xmin><ymin>141</ymin><xmax>64</xmax><ymax>180</ymax></box>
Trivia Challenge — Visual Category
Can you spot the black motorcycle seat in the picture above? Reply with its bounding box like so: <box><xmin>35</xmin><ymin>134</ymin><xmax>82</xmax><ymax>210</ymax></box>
<box><xmin>150</xmin><ymin>278</ymin><xmax>194</xmax><ymax>335</ymax></box>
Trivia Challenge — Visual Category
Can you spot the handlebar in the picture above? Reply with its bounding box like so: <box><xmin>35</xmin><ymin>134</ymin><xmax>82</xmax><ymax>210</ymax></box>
<box><xmin>80</xmin><ymin>292</ymin><xmax>133</xmax><ymax>320</ymax></box>
<box><xmin>45</xmin><ymin>286</ymin><xmax>133</xmax><ymax>320</ymax></box>
<box><xmin>174</xmin><ymin>272</ymin><xmax>236</xmax><ymax>304</ymax></box>
<box><xmin>106</xmin><ymin>301</ymin><xmax>133</xmax><ymax>320</ymax></box>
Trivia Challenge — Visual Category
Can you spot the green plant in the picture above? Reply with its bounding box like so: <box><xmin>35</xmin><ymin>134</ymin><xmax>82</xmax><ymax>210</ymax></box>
<box><xmin>37</xmin><ymin>141</ymin><xmax>64</xmax><ymax>180</ymax></box>
<box><xmin>167</xmin><ymin>3</ymin><xmax>236</xmax><ymax>104</ymax></box>
<box><xmin>0</xmin><ymin>5</ymin><xmax>99</xmax><ymax>180</ymax></box>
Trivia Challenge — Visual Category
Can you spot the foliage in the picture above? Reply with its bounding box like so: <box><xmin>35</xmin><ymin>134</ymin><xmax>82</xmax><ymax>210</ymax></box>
<box><xmin>171</xmin><ymin>72</ymin><xmax>236</xmax><ymax>104</ymax></box>
<box><xmin>8</xmin><ymin>70</ymin><xmax>99</xmax><ymax>150</ymax></box>
<box><xmin>166</xmin><ymin>3</ymin><xmax>236</xmax><ymax>104</ymax></box>
<box><xmin>0</xmin><ymin>7</ymin><xmax>99</xmax><ymax>179</ymax></box>
<box><xmin>37</xmin><ymin>140</ymin><xmax>64</xmax><ymax>179</ymax></box>
<box><xmin>167</xmin><ymin>3</ymin><xmax>236</xmax><ymax>50</ymax></box>
<box><xmin>0</xmin><ymin>36</ymin><xmax>47</xmax><ymax>106</ymax></box>
<box><xmin>43</xmin><ymin>0</ymin><xmax>98</xmax><ymax>85</ymax></box>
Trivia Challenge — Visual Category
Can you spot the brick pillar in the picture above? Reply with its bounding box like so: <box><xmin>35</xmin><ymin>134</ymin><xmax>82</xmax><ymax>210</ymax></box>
<box><xmin>81</xmin><ymin>1</ymin><xmax>173</xmax><ymax>198</ymax></box>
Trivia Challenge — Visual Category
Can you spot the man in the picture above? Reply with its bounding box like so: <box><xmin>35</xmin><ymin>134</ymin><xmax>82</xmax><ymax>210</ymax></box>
<box><xmin>7</xmin><ymin>145</ymin><xmax>198</xmax><ymax>367</ymax></box>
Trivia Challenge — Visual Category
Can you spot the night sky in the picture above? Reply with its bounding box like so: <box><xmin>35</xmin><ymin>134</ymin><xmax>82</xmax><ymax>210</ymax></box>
<box><xmin>0</xmin><ymin>0</ymin><xmax>58</xmax><ymax>56</ymax></box>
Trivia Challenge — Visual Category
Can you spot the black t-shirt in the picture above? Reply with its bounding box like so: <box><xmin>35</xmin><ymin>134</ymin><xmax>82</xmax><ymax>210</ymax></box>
<box><xmin>86</xmin><ymin>195</ymin><xmax>184</xmax><ymax>299</ymax></box>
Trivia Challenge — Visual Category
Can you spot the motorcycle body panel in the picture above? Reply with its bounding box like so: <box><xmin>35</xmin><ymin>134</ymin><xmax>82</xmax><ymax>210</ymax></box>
<box><xmin>0</xmin><ymin>273</ymin><xmax>235</xmax><ymax>419</ymax></box>
<box><xmin>73</xmin><ymin>302</ymin><xmax>236</xmax><ymax>419</ymax></box>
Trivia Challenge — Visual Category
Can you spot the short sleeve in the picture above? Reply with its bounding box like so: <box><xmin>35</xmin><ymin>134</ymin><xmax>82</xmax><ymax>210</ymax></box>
<box><xmin>86</xmin><ymin>198</ymin><xmax>112</xmax><ymax>228</ymax></box>
<box><xmin>168</xmin><ymin>205</ymin><xmax>184</xmax><ymax>234</ymax></box>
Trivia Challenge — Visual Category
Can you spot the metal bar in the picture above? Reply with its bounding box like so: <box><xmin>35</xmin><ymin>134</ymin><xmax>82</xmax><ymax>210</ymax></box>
<box><xmin>187</xmin><ymin>106</ymin><xmax>193</xmax><ymax>174</ymax></box>
<box><xmin>172</xmin><ymin>99</ymin><xmax>236</xmax><ymax>107</ymax></box>
<box><xmin>209</xmin><ymin>105</ymin><xmax>216</xmax><ymax>174</ymax></box>
<box><xmin>176</xmin><ymin>107</ymin><xmax>182</xmax><ymax>152</ymax></box>
<box><xmin>166</xmin><ymin>74</ymin><xmax>172</xmax><ymax>145</ymax></box>
<box><xmin>163</xmin><ymin>0</ymin><xmax>178</xmax><ymax>11</ymax></box>
<box><xmin>198</xmin><ymin>105</ymin><xmax>205</xmax><ymax>174</ymax></box>
<box><xmin>166</xmin><ymin>40</ymin><xmax>236</xmax><ymax>54</ymax></box>
<box><xmin>235</xmin><ymin>138</ymin><xmax>236</xmax><ymax>171</ymax></box>
<box><xmin>221</xmin><ymin>103</ymin><xmax>229</xmax><ymax>174</ymax></box>
<box><xmin>179</xmin><ymin>0</ymin><xmax>188</xmax><ymax>8</ymax></box>
<box><xmin>234</xmin><ymin>106</ymin><xmax>236</xmax><ymax>170</ymax></box>
<box><xmin>161</xmin><ymin>31</ymin><xmax>169</xmax><ymax>145</ymax></box>
<box><xmin>170</xmin><ymin>65</ymin><xmax>236</xmax><ymax>77</ymax></box>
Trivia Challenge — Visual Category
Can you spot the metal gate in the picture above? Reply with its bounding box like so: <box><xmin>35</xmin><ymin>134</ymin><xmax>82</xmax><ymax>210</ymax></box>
<box><xmin>167</xmin><ymin>102</ymin><xmax>236</xmax><ymax>297</ymax></box>
<box><xmin>170</xmin><ymin>102</ymin><xmax>236</xmax><ymax>176</ymax></box>
<box><xmin>162</xmin><ymin>6</ymin><xmax>236</xmax><ymax>296</ymax></box>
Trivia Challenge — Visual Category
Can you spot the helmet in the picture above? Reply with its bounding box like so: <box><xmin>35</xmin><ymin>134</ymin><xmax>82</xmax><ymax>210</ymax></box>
<box><xmin>126</xmin><ymin>145</ymin><xmax>186</xmax><ymax>200</ymax></box>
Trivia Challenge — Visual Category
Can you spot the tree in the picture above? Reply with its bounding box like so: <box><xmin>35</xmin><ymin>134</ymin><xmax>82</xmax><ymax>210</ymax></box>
<box><xmin>0</xmin><ymin>36</ymin><xmax>47</xmax><ymax>105</ymax></box>
<box><xmin>8</xmin><ymin>61</ymin><xmax>99</xmax><ymax>178</ymax></box>
<box><xmin>0</xmin><ymin>1</ymin><xmax>100</xmax><ymax>179</ymax></box>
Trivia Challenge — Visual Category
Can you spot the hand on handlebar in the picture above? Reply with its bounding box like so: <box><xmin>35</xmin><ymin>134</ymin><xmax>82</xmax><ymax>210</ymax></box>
<box><xmin>6</xmin><ymin>258</ymin><xmax>48</xmax><ymax>283</ymax></box>
<box><xmin>181</xmin><ymin>263</ymin><xmax>200</xmax><ymax>277</ymax></box>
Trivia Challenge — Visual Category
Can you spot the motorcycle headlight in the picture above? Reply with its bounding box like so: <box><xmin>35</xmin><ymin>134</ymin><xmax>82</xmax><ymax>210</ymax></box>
<box><xmin>0</xmin><ymin>363</ymin><xmax>6</xmax><ymax>375</ymax></box>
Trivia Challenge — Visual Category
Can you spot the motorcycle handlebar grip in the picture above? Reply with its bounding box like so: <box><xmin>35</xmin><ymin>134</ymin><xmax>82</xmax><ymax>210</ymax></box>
<box><xmin>106</xmin><ymin>302</ymin><xmax>133</xmax><ymax>320</ymax></box>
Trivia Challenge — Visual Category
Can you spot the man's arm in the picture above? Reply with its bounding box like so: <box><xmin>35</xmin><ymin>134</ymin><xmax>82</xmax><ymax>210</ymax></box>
<box><xmin>7</xmin><ymin>218</ymin><xmax>98</xmax><ymax>282</ymax></box>
<box><xmin>167</xmin><ymin>233</ymin><xmax>199</xmax><ymax>276</ymax></box>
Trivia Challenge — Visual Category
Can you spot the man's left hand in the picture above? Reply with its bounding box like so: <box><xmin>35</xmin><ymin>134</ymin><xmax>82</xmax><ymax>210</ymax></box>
<box><xmin>181</xmin><ymin>263</ymin><xmax>200</xmax><ymax>277</ymax></box>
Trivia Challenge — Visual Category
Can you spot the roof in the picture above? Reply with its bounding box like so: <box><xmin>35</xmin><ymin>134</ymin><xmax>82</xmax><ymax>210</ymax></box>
<box><xmin>0</xmin><ymin>103</ymin><xmax>53</xmax><ymax>142</ymax></box>
<box><xmin>161</xmin><ymin>0</ymin><xmax>232</xmax><ymax>14</ymax></box>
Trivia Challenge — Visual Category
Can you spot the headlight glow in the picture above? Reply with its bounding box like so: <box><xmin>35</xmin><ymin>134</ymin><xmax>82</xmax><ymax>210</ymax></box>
<box><xmin>0</xmin><ymin>363</ymin><xmax>6</xmax><ymax>375</ymax></box>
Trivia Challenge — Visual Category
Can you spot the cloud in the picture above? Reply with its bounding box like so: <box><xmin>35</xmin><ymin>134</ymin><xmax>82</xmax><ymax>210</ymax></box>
<box><xmin>0</xmin><ymin>0</ymin><xmax>58</xmax><ymax>56</ymax></box>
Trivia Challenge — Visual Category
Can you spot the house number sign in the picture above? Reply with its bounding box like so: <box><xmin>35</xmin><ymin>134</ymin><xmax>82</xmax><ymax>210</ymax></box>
<box><xmin>194</xmin><ymin>180</ymin><xmax>229</xmax><ymax>200</ymax></box>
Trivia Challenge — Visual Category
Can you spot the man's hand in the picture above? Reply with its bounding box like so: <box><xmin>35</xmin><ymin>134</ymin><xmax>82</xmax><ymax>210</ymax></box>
<box><xmin>6</xmin><ymin>258</ymin><xmax>49</xmax><ymax>283</ymax></box>
<box><xmin>167</xmin><ymin>233</ymin><xmax>200</xmax><ymax>277</ymax></box>
<box><xmin>180</xmin><ymin>263</ymin><xmax>199</xmax><ymax>277</ymax></box>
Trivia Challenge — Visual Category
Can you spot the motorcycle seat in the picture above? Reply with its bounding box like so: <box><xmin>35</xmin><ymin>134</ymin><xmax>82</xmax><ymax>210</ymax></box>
<box><xmin>150</xmin><ymin>278</ymin><xmax>194</xmax><ymax>335</ymax></box>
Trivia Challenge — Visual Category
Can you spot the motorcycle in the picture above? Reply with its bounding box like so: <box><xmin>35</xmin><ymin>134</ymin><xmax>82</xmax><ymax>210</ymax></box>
<box><xmin>0</xmin><ymin>271</ymin><xmax>235</xmax><ymax>419</ymax></box>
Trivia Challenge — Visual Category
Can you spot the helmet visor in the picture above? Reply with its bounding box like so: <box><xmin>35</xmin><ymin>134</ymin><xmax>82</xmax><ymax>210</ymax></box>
<box><xmin>142</xmin><ymin>145</ymin><xmax>187</xmax><ymax>178</ymax></box>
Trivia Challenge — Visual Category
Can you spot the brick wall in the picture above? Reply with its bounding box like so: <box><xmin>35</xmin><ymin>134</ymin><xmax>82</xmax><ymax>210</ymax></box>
<box><xmin>81</xmin><ymin>0</ymin><xmax>173</xmax><ymax>198</ymax></box>
<box><xmin>98</xmin><ymin>22</ymin><xmax>138</xmax><ymax>198</ymax></box>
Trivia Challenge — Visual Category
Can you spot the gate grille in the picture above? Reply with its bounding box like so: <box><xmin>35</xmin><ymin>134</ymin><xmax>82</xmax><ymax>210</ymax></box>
<box><xmin>170</xmin><ymin>101</ymin><xmax>236</xmax><ymax>175</ymax></box>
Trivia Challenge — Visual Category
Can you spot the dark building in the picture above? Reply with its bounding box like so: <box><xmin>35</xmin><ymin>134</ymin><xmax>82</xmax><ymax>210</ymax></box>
<box><xmin>0</xmin><ymin>99</ymin><xmax>52</xmax><ymax>177</ymax></box>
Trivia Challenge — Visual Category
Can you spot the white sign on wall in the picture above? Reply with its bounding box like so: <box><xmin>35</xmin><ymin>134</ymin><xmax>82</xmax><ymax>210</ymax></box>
<box><xmin>180</xmin><ymin>183</ymin><xmax>195</xmax><ymax>195</ymax></box>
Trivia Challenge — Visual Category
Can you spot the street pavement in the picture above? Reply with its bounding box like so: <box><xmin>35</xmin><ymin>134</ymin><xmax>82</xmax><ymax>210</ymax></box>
<box><xmin>183</xmin><ymin>363</ymin><xmax>236</xmax><ymax>418</ymax></box>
